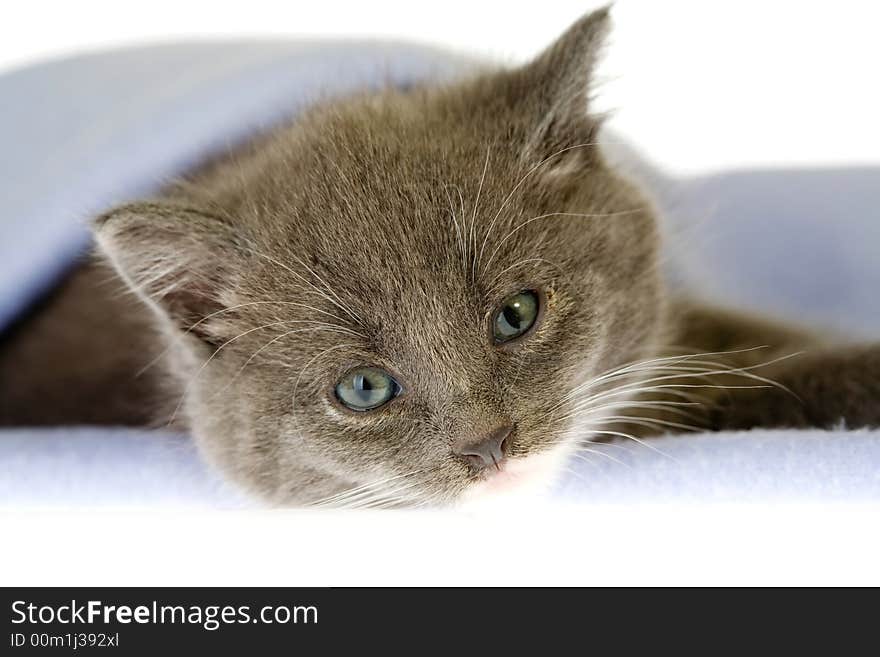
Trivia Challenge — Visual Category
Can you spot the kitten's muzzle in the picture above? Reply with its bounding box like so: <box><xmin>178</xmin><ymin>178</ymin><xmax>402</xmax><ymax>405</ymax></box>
<box><xmin>453</xmin><ymin>424</ymin><xmax>513</xmax><ymax>473</ymax></box>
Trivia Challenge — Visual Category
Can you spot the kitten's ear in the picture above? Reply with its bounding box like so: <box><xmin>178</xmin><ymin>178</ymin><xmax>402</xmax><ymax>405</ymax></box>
<box><xmin>94</xmin><ymin>202</ymin><xmax>247</xmax><ymax>345</ymax></box>
<box><xmin>512</xmin><ymin>6</ymin><xmax>610</xmax><ymax>170</ymax></box>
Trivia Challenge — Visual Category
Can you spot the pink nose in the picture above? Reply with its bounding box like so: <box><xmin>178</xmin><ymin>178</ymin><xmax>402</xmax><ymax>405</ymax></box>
<box><xmin>453</xmin><ymin>424</ymin><xmax>513</xmax><ymax>472</ymax></box>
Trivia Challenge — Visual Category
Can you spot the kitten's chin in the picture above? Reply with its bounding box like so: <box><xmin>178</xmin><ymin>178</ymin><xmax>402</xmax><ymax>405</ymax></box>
<box><xmin>456</xmin><ymin>441</ymin><xmax>574</xmax><ymax>511</ymax></box>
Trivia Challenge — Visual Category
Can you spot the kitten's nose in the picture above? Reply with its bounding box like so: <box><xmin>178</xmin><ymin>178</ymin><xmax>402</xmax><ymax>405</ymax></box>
<box><xmin>454</xmin><ymin>424</ymin><xmax>513</xmax><ymax>472</ymax></box>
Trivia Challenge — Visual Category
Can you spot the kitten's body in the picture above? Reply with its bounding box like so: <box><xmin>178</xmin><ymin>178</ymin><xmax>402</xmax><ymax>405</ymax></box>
<box><xmin>1</xmin><ymin>9</ymin><xmax>878</xmax><ymax>505</ymax></box>
<box><xmin>0</xmin><ymin>260</ymin><xmax>171</xmax><ymax>426</ymax></box>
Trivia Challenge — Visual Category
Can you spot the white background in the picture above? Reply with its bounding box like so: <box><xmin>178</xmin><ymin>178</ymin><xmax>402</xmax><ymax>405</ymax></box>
<box><xmin>2</xmin><ymin>1</ymin><xmax>880</xmax><ymax>585</ymax></box>
<box><xmin>3</xmin><ymin>0</ymin><xmax>879</xmax><ymax>174</ymax></box>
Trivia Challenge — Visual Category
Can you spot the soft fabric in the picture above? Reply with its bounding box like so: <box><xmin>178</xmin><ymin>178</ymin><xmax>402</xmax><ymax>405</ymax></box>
<box><xmin>1</xmin><ymin>41</ymin><xmax>877</xmax><ymax>507</ymax></box>
<box><xmin>1</xmin><ymin>428</ymin><xmax>878</xmax><ymax>508</ymax></box>
<box><xmin>0</xmin><ymin>428</ymin><xmax>249</xmax><ymax>509</ymax></box>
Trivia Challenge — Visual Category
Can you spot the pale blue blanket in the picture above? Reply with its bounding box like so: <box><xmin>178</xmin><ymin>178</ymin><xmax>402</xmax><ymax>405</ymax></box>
<box><xmin>1</xmin><ymin>42</ymin><xmax>877</xmax><ymax>506</ymax></box>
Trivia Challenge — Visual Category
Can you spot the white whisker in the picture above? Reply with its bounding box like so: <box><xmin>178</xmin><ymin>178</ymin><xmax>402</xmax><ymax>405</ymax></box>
<box><xmin>289</xmin><ymin>343</ymin><xmax>358</xmax><ymax>441</ymax></box>
<box><xmin>482</xmin><ymin>209</ymin><xmax>642</xmax><ymax>275</ymax></box>
<box><xmin>242</xmin><ymin>246</ymin><xmax>363</xmax><ymax>326</ymax></box>
<box><xmin>167</xmin><ymin>319</ymin><xmax>309</xmax><ymax>426</ymax></box>
<box><xmin>586</xmin><ymin>429</ymin><xmax>679</xmax><ymax>462</ymax></box>
<box><xmin>476</xmin><ymin>140</ymin><xmax>601</xmax><ymax>273</ymax></box>
<box><xmin>469</xmin><ymin>144</ymin><xmax>492</xmax><ymax>281</ymax></box>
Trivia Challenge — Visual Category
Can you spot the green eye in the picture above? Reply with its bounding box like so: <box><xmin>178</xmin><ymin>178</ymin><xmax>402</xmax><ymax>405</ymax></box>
<box><xmin>493</xmin><ymin>290</ymin><xmax>540</xmax><ymax>344</ymax></box>
<box><xmin>335</xmin><ymin>367</ymin><xmax>401</xmax><ymax>411</ymax></box>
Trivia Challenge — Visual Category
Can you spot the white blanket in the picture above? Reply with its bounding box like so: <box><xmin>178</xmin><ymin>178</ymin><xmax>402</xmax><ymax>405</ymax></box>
<box><xmin>1</xmin><ymin>428</ymin><xmax>878</xmax><ymax>508</ymax></box>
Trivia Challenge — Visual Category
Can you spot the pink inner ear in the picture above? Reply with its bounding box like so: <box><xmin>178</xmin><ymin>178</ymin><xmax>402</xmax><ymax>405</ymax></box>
<box><xmin>159</xmin><ymin>278</ymin><xmax>230</xmax><ymax>346</ymax></box>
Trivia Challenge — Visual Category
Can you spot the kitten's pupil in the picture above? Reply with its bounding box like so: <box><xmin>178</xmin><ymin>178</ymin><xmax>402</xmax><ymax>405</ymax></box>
<box><xmin>353</xmin><ymin>374</ymin><xmax>375</xmax><ymax>402</ymax></box>
<box><xmin>503</xmin><ymin>305</ymin><xmax>523</xmax><ymax>329</ymax></box>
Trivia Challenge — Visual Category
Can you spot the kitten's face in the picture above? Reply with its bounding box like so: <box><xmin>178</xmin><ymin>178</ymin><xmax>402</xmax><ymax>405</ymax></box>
<box><xmin>96</xmin><ymin>9</ymin><xmax>664</xmax><ymax>506</ymax></box>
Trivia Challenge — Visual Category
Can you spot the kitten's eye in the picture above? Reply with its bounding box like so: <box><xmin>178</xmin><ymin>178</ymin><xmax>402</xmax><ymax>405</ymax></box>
<box><xmin>492</xmin><ymin>290</ymin><xmax>540</xmax><ymax>344</ymax></box>
<box><xmin>335</xmin><ymin>367</ymin><xmax>401</xmax><ymax>411</ymax></box>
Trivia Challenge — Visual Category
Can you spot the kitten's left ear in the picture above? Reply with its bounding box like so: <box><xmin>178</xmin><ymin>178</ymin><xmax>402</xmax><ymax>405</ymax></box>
<box><xmin>512</xmin><ymin>6</ymin><xmax>611</xmax><ymax>169</ymax></box>
<box><xmin>93</xmin><ymin>201</ymin><xmax>248</xmax><ymax>347</ymax></box>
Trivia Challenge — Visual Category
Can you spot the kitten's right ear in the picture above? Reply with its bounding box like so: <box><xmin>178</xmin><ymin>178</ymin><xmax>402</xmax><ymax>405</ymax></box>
<box><xmin>508</xmin><ymin>6</ymin><xmax>611</xmax><ymax>171</ymax></box>
<box><xmin>93</xmin><ymin>202</ymin><xmax>248</xmax><ymax>345</ymax></box>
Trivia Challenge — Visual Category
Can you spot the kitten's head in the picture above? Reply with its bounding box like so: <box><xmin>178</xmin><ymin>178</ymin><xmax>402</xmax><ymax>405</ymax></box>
<box><xmin>96</xmin><ymin>8</ymin><xmax>665</xmax><ymax>506</ymax></box>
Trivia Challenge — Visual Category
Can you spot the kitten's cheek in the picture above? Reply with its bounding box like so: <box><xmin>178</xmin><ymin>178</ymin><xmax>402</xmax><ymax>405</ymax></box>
<box><xmin>457</xmin><ymin>442</ymin><xmax>573</xmax><ymax>509</ymax></box>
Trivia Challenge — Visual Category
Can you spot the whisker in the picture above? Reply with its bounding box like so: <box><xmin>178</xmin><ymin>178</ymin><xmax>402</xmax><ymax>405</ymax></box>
<box><xmin>544</xmin><ymin>346</ymin><xmax>777</xmax><ymax>413</ymax></box>
<box><xmin>567</xmin><ymin>447</ymin><xmax>630</xmax><ymax>468</ymax></box>
<box><xmin>550</xmin><ymin>399</ymin><xmax>704</xmax><ymax>428</ymax></box>
<box><xmin>443</xmin><ymin>183</ymin><xmax>466</xmax><ymax>273</ymax></box>
<box><xmin>593</xmin><ymin>414</ymin><xmax>704</xmax><ymax>434</ymax></box>
<box><xmin>219</xmin><ymin>324</ymin><xmax>361</xmax><ymax>394</ymax></box>
<box><xmin>482</xmin><ymin>209</ymin><xmax>643</xmax><ymax>275</ymax></box>
<box><xmin>310</xmin><ymin>469</ymin><xmax>424</xmax><ymax>508</ymax></box>
<box><xmin>585</xmin><ymin>429</ymin><xmax>679</xmax><ymax>462</ymax></box>
<box><xmin>564</xmin><ymin>353</ymin><xmax>800</xmax><ymax>412</ymax></box>
<box><xmin>488</xmin><ymin>257</ymin><xmax>567</xmax><ymax>287</ymax></box>
<box><xmin>469</xmin><ymin>144</ymin><xmax>492</xmax><ymax>282</ymax></box>
<box><xmin>166</xmin><ymin>319</ymin><xmax>312</xmax><ymax>426</ymax></box>
<box><xmin>134</xmin><ymin>300</ymin><xmax>357</xmax><ymax>377</ymax></box>
<box><xmin>571</xmin><ymin>383</ymin><xmax>772</xmax><ymax>416</ymax></box>
<box><xmin>289</xmin><ymin>343</ymin><xmax>358</xmax><ymax>441</ymax></box>
<box><xmin>476</xmin><ymin>140</ymin><xmax>601</xmax><ymax>272</ymax></box>
<box><xmin>242</xmin><ymin>246</ymin><xmax>363</xmax><ymax>326</ymax></box>
<box><xmin>335</xmin><ymin>475</ymin><xmax>424</xmax><ymax>510</ymax></box>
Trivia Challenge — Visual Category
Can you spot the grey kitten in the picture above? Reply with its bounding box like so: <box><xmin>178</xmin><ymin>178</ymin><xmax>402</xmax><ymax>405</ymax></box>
<box><xmin>1</xmin><ymin>8</ymin><xmax>878</xmax><ymax>506</ymax></box>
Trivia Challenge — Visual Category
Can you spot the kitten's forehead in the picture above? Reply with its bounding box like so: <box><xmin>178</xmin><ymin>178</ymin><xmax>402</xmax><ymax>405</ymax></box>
<box><xmin>274</xmin><ymin>111</ymin><xmax>555</xmax><ymax>270</ymax></box>
<box><xmin>248</xmin><ymin>129</ymin><xmax>554</xmax><ymax>351</ymax></box>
